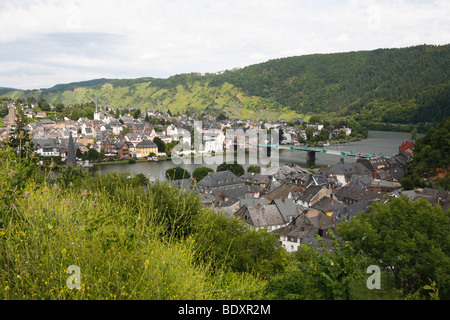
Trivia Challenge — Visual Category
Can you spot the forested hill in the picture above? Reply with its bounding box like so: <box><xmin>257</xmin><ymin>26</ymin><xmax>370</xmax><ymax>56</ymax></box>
<box><xmin>207</xmin><ymin>44</ymin><xmax>450</xmax><ymax>127</ymax></box>
<box><xmin>3</xmin><ymin>44</ymin><xmax>449</xmax><ymax>128</ymax></box>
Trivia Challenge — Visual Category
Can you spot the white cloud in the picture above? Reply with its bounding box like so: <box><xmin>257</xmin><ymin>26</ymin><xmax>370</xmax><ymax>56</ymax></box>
<box><xmin>0</xmin><ymin>0</ymin><xmax>449</xmax><ymax>89</ymax></box>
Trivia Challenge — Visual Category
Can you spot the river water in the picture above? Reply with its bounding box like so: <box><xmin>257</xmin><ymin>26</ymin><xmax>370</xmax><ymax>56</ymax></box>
<box><xmin>93</xmin><ymin>130</ymin><xmax>418</xmax><ymax>181</ymax></box>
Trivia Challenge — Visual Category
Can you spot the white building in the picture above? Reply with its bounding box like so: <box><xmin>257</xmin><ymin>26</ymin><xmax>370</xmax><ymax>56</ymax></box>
<box><xmin>33</xmin><ymin>138</ymin><xmax>60</xmax><ymax>157</ymax></box>
<box><xmin>203</xmin><ymin>132</ymin><xmax>225</xmax><ymax>153</ymax></box>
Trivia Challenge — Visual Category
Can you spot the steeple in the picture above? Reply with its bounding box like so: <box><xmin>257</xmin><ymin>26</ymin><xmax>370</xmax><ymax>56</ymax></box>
<box><xmin>94</xmin><ymin>99</ymin><xmax>101</xmax><ymax>121</ymax></box>
<box><xmin>67</xmin><ymin>131</ymin><xmax>77</xmax><ymax>167</ymax></box>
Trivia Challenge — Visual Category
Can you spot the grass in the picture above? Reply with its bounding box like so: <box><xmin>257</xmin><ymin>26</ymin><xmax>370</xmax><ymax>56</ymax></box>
<box><xmin>0</xmin><ymin>151</ymin><xmax>266</xmax><ymax>300</ymax></box>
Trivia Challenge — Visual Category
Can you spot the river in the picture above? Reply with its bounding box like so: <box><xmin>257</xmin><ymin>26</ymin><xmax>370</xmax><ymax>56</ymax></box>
<box><xmin>93</xmin><ymin>130</ymin><xmax>419</xmax><ymax>181</ymax></box>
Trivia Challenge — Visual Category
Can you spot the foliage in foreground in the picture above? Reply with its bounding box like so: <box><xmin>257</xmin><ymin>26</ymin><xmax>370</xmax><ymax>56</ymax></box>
<box><xmin>1</xmin><ymin>150</ymin><xmax>448</xmax><ymax>300</ymax></box>
<box><xmin>0</xmin><ymin>151</ymin><xmax>264</xmax><ymax>300</ymax></box>
<box><xmin>338</xmin><ymin>195</ymin><xmax>450</xmax><ymax>299</ymax></box>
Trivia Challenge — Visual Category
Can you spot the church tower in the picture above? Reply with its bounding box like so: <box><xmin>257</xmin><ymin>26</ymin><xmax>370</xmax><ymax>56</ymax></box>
<box><xmin>94</xmin><ymin>99</ymin><xmax>101</xmax><ymax>121</ymax></box>
<box><xmin>7</xmin><ymin>104</ymin><xmax>17</xmax><ymax>125</ymax></box>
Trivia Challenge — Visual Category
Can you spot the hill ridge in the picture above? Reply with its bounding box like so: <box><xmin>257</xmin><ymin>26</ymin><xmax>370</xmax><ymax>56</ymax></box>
<box><xmin>2</xmin><ymin>44</ymin><xmax>449</xmax><ymax>126</ymax></box>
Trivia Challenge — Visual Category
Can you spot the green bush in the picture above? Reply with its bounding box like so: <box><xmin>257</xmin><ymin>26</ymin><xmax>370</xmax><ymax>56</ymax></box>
<box><xmin>0</xmin><ymin>152</ymin><xmax>265</xmax><ymax>300</ymax></box>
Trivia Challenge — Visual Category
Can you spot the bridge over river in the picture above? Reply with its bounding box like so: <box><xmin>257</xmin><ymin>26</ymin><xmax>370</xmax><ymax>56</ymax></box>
<box><xmin>244</xmin><ymin>143</ymin><xmax>391</xmax><ymax>162</ymax></box>
<box><xmin>285</xmin><ymin>145</ymin><xmax>391</xmax><ymax>161</ymax></box>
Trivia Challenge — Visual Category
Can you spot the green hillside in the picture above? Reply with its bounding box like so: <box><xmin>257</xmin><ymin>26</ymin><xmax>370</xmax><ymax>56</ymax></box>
<box><xmin>3</xmin><ymin>44</ymin><xmax>449</xmax><ymax>126</ymax></box>
<box><xmin>5</xmin><ymin>75</ymin><xmax>300</xmax><ymax>121</ymax></box>
<box><xmin>209</xmin><ymin>44</ymin><xmax>450</xmax><ymax>129</ymax></box>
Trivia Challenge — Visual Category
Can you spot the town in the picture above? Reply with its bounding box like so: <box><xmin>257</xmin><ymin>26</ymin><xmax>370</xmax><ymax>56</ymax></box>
<box><xmin>1</xmin><ymin>100</ymin><xmax>448</xmax><ymax>254</ymax></box>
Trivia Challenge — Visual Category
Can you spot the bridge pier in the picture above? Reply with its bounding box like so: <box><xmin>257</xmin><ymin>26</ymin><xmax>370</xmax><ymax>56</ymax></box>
<box><xmin>306</xmin><ymin>151</ymin><xmax>316</xmax><ymax>162</ymax></box>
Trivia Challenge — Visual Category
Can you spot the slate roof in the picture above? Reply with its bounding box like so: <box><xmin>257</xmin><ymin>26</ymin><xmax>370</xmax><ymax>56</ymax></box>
<box><xmin>273</xmin><ymin>198</ymin><xmax>302</xmax><ymax>222</ymax></box>
<box><xmin>220</xmin><ymin>185</ymin><xmax>252</xmax><ymax>199</ymax></box>
<box><xmin>126</xmin><ymin>133</ymin><xmax>143</xmax><ymax>141</ymax></box>
<box><xmin>306</xmin><ymin>174</ymin><xmax>330</xmax><ymax>188</ymax></box>
<box><xmin>240</xmin><ymin>198</ymin><xmax>270</xmax><ymax>207</ymax></box>
<box><xmin>332</xmin><ymin>199</ymin><xmax>374</xmax><ymax>221</ymax></box>
<box><xmin>295</xmin><ymin>185</ymin><xmax>324</xmax><ymax>203</ymax></box>
<box><xmin>246</xmin><ymin>204</ymin><xmax>286</xmax><ymax>228</ymax></box>
<box><xmin>305</xmin><ymin>209</ymin><xmax>336</xmax><ymax>230</ymax></box>
<box><xmin>266</xmin><ymin>184</ymin><xmax>302</xmax><ymax>201</ymax></box>
<box><xmin>240</xmin><ymin>172</ymin><xmax>271</xmax><ymax>185</ymax></box>
<box><xmin>168</xmin><ymin>178</ymin><xmax>198</xmax><ymax>193</ymax></box>
<box><xmin>367</xmin><ymin>179</ymin><xmax>402</xmax><ymax>190</ymax></box>
<box><xmin>272</xmin><ymin>164</ymin><xmax>312</xmax><ymax>185</ymax></box>
<box><xmin>271</xmin><ymin>218</ymin><xmax>315</xmax><ymax>240</ymax></box>
<box><xmin>136</xmin><ymin>140</ymin><xmax>157</xmax><ymax>148</ymax></box>
<box><xmin>312</xmin><ymin>196</ymin><xmax>345</xmax><ymax>213</ymax></box>
<box><xmin>393</xmin><ymin>151</ymin><xmax>413</xmax><ymax>168</ymax></box>
<box><xmin>357</xmin><ymin>157</ymin><xmax>392</xmax><ymax>172</ymax></box>
<box><xmin>199</xmin><ymin>193</ymin><xmax>217</xmax><ymax>204</ymax></box>
<box><xmin>197</xmin><ymin>170</ymin><xmax>244</xmax><ymax>188</ymax></box>
<box><xmin>349</xmin><ymin>174</ymin><xmax>372</xmax><ymax>186</ymax></box>
<box><xmin>334</xmin><ymin>187</ymin><xmax>386</xmax><ymax>202</ymax></box>
<box><xmin>116</xmin><ymin>140</ymin><xmax>134</xmax><ymax>149</ymax></box>
<box><xmin>32</xmin><ymin>138</ymin><xmax>59</xmax><ymax>149</ymax></box>
<box><xmin>388</xmin><ymin>166</ymin><xmax>406</xmax><ymax>180</ymax></box>
<box><xmin>326</xmin><ymin>159</ymin><xmax>372</xmax><ymax>179</ymax></box>
<box><xmin>417</xmin><ymin>188</ymin><xmax>450</xmax><ymax>211</ymax></box>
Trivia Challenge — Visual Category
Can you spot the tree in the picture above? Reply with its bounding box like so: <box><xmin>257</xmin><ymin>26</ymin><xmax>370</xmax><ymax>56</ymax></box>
<box><xmin>401</xmin><ymin>117</ymin><xmax>450</xmax><ymax>189</ymax></box>
<box><xmin>153</xmin><ymin>137</ymin><xmax>166</xmax><ymax>153</ymax></box>
<box><xmin>164</xmin><ymin>140</ymin><xmax>179</xmax><ymax>156</ymax></box>
<box><xmin>266</xmin><ymin>233</ymin><xmax>369</xmax><ymax>300</ymax></box>
<box><xmin>315</xmin><ymin>128</ymin><xmax>330</xmax><ymax>142</ymax></box>
<box><xmin>86</xmin><ymin>148</ymin><xmax>100</xmax><ymax>161</ymax></box>
<box><xmin>76</xmin><ymin>148</ymin><xmax>83</xmax><ymax>159</ymax></box>
<box><xmin>192</xmin><ymin>167</ymin><xmax>214</xmax><ymax>182</ymax></box>
<box><xmin>337</xmin><ymin>195</ymin><xmax>450</xmax><ymax>299</ymax></box>
<box><xmin>131</xmin><ymin>173</ymin><xmax>148</xmax><ymax>187</ymax></box>
<box><xmin>6</xmin><ymin>112</ymin><xmax>33</xmax><ymax>159</ymax></box>
<box><xmin>165</xmin><ymin>166</ymin><xmax>191</xmax><ymax>181</ymax></box>
<box><xmin>192</xmin><ymin>210</ymin><xmax>290</xmax><ymax>278</ymax></box>
<box><xmin>411</xmin><ymin>127</ymin><xmax>417</xmax><ymax>140</ymax></box>
<box><xmin>305</xmin><ymin>127</ymin><xmax>315</xmax><ymax>141</ymax></box>
<box><xmin>308</xmin><ymin>115</ymin><xmax>322</xmax><ymax>124</ymax></box>
<box><xmin>58</xmin><ymin>163</ymin><xmax>85</xmax><ymax>188</ymax></box>
<box><xmin>133</xmin><ymin>109</ymin><xmax>141</xmax><ymax>119</ymax></box>
<box><xmin>217</xmin><ymin>113</ymin><xmax>228</xmax><ymax>121</ymax></box>
<box><xmin>334</xmin><ymin>131</ymin><xmax>347</xmax><ymax>141</ymax></box>
<box><xmin>247</xmin><ymin>165</ymin><xmax>261</xmax><ymax>173</ymax></box>
<box><xmin>216</xmin><ymin>162</ymin><xmax>245</xmax><ymax>177</ymax></box>
<box><xmin>38</xmin><ymin>98</ymin><xmax>51</xmax><ymax>112</ymax></box>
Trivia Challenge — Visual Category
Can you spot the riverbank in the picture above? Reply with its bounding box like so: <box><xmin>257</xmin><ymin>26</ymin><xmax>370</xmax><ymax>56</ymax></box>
<box><xmin>92</xmin><ymin>156</ymin><xmax>171</xmax><ymax>166</ymax></box>
<box><xmin>88</xmin><ymin>130</ymin><xmax>415</xmax><ymax>179</ymax></box>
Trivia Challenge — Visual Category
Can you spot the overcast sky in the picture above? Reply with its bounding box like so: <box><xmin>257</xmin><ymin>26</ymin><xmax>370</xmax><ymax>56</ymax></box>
<box><xmin>1</xmin><ymin>0</ymin><xmax>449</xmax><ymax>90</ymax></box>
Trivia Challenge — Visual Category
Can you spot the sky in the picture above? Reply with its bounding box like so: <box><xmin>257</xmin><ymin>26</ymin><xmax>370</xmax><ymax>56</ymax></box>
<box><xmin>0</xmin><ymin>0</ymin><xmax>449</xmax><ymax>90</ymax></box>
